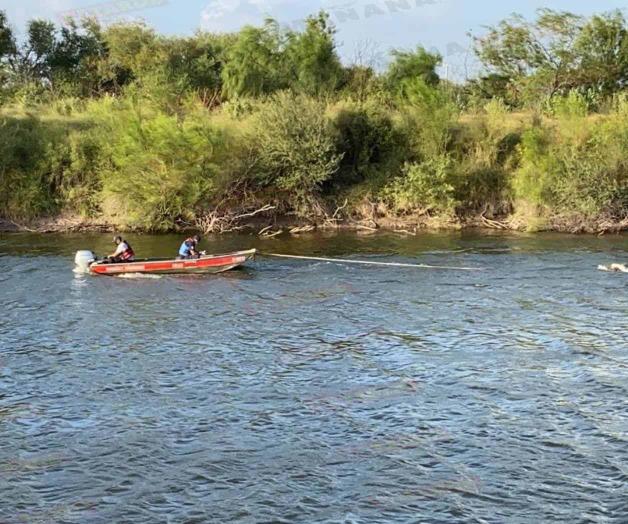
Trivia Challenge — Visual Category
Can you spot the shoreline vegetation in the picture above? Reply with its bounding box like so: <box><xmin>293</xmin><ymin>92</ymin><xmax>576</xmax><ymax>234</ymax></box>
<box><xmin>3</xmin><ymin>212</ymin><xmax>627</xmax><ymax>236</ymax></box>
<box><xmin>1</xmin><ymin>10</ymin><xmax>627</xmax><ymax>235</ymax></box>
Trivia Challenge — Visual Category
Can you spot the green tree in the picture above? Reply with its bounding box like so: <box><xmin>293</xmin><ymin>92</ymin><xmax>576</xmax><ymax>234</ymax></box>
<box><xmin>162</xmin><ymin>33</ymin><xmax>234</xmax><ymax>99</ymax></box>
<box><xmin>0</xmin><ymin>11</ymin><xmax>17</xmax><ymax>91</ymax></box>
<box><xmin>17</xmin><ymin>19</ymin><xmax>56</xmax><ymax>83</ymax></box>
<box><xmin>221</xmin><ymin>20</ymin><xmax>285</xmax><ymax>98</ymax></box>
<box><xmin>0</xmin><ymin>11</ymin><xmax>16</xmax><ymax>61</ymax></box>
<box><xmin>474</xmin><ymin>9</ymin><xmax>628</xmax><ymax>103</ymax></box>
<box><xmin>102</xmin><ymin>23</ymin><xmax>161</xmax><ymax>86</ymax></box>
<box><xmin>573</xmin><ymin>11</ymin><xmax>628</xmax><ymax>95</ymax></box>
<box><xmin>284</xmin><ymin>12</ymin><xmax>343</xmax><ymax>95</ymax></box>
<box><xmin>466</xmin><ymin>74</ymin><xmax>518</xmax><ymax>107</ymax></box>
<box><xmin>386</xmin><ymin>46</ymin><xmax>441</xmax><ymax>91</ymax></box>
<box><xmin>49</xmin><ymin>18</ymin><xmax>107</xmax><ymax>95</ymax></box>
<box><xmin>1</xmin><ymin>15</ymin><xmax>106</xmax><ymax>95</ymax></box>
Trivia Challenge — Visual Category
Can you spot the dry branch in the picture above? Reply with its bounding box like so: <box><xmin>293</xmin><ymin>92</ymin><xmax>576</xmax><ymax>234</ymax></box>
<box><xmin>261</xmin><ymin>229</ymin><xmax>283</xmax><ymax>238</ymax></box>
<box><xmin>480</xmin><ymin>207</ymin><xmax>509</xmax><ymax>230</ymax></box>
<box><xmin>196</xmin><ymin>204</ymin><xmax>276</xmax><ymax>234</ymax></box>
<box><xmin>393</xmin><ymin>229</ymin><xmax>417</xmax><ymax>236</ymax></box>
<box><xmin>332</xmin><ymin>199</ymin><xmax>349</xmax><ymax>220</ymax></box>
<box><xmin>289</xmin><ymin>225</ymin><xmax>315</xmax><ymax>234</ymax></box>
<box><xmin>355</xmin><ymin>223</ymin><xmax>378</xmax><ymax>232</ymax></box>
<box><xmin>258</xmin><ymin>225</ymin><xmax>274</xmax><ymax>236</ymax></box>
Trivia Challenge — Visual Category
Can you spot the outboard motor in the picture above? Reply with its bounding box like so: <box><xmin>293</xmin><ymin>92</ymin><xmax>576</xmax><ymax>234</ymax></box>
<box><xmin>74</xmin><ymin>250</ymin><xmax>97</xmax><ymax>273</ymax></box>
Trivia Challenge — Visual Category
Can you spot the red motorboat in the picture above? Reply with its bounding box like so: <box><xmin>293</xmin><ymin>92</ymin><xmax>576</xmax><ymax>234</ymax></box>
<box><xmin>75</xmin><ymin>249</ymin><xmax>256</xmax><ymax>276</ymax></box>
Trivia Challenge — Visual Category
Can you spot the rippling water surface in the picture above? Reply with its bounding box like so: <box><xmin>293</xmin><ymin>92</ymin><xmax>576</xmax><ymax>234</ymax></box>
<box><xmin>1</xmin><ymin>231</ymin><xmax>627</xmax><ymax>523</ymax></box>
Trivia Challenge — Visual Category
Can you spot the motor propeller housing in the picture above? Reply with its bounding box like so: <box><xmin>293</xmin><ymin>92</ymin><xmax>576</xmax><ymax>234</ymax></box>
<box><xmin>74</xmin><ymin>251</ymin><xmax>97</xmax><ymax>273</ymax></box>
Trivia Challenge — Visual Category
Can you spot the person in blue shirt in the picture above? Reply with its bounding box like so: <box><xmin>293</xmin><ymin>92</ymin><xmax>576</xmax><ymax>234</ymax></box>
<box><xmin>178</xmin><ymin>235</ymin><xmax>202</xmax><ymax>259</ymax></box>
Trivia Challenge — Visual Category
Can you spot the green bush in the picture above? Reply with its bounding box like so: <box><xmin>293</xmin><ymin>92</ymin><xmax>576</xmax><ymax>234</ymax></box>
<box><xmin>543</xmin><ymin>91</ymin><xmax>591</xmax><ymax>119</ymax></box>
<box><xmin>0</xmin><ymin>115</ymin><xmax>63</xmax><ymax>218</ymax></box>
<box><xmin>514</xmin><ymin>111</ymin><xmax>628</xmax><ymax>218</ymax></box>
<box><xmin>448</xmin><ymin>99</ymin><xmax>520</xmax><ymax>214</ymax></box>
<box><xmin>383</xmin><ymin>156</ymin><xmax>456</xmax><ymax>215</ymax></box>
<box><xmin>398</xmin><ymin>78</ymin><xmax>458</xmax><ymax>160</ymax></box>
<box><xmin>99</xmin><ymin>102</ymin><xmax>222</xmax><ymax>231</ymax></box>
<box><xmin>56</xmin><ymin>127</ymin><xmax>108</xmax><ymax>217</ymax></box>
<box><xmin>329</xmin><ymin>100</ymin><xmax>407</xmax><ymax>189</ymax></box>
<box><xmin>251</xmin><ymin>91</ymin><xmax>341</xmax><ymax>215</ymax></box>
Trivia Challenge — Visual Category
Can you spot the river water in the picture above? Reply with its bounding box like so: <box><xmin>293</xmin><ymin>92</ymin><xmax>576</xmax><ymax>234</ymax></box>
<box><xmin>1</xmin><ymin>231</ymin><xmax>627</xmax><ymax>523</ymax></box>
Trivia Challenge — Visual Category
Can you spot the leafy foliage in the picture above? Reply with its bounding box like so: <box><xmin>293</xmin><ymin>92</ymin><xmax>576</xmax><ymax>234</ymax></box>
<box><xmin>252</xmin><ymin>91</ymin><xmax>342</xmax><ymax>214</ymax></box>
<box><xmin>99</xmin><ymin>101</ymin><xmax>222</xmax><ymax>231</ymax></box>
<box><xmin>222</xmin><ymin>12</ymin><xmax>342</xmax><ymax>98</ymax></box>
<box><xmin>384</xmin><ymin>156</ymin><xmax>456</xmax><ymax>216</ymax></box>
<box><xmin>0</xmin><ymin>11</ymin><xmax>16</xmax><ymax>62</ymax></box>
<box><xmin>222</xmin><ymin>21</ymin><xmax>285</xmax><ymax>98</ymax></box>
<box><xmin>386</xmin><ymin>46</ymin><xmax>441</xmax><ymax>91</ymax></box>
<box><xmin>330</xmin><ymin>100</ymin><xmax>406</xmax><ymax>189</ymax></box>
<box><xmin>514</xmin><ymin>110</ymin><xmax>628</xmax><ymax>219</ymax></box>
<box><xmin>0</xmin><ymin>9</ymin><xmax>627</xmax><ymax>231</ymax></box>
<box><xmin>473</xmin><ymin>9</ymin><xmax>628</xmax><ymax>106</ymax></box>
<box><xmin>284</xmin><ymin>12</ymin><xmax>343</xmax><ymax>95</ymax></box>
<box><xmin>399</xmin><ymin>78</ymin><xmax>458</xmax><ymax>159</ymax></box>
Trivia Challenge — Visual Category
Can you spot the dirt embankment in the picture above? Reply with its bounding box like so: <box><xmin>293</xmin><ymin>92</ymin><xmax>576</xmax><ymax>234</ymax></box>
<box><xmin>2</xmin><ymin>212</ymin><xmax>627</xmax><ymax>236</ymax></box>
<box><xmin>0</xmin><ymin>217</ymin><xmax>112</xmax><ymax>234</ymax></box>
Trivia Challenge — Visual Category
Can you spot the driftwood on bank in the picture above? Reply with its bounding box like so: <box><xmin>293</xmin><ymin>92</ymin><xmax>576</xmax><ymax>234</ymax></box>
<box><xmin>597</xmin><ymin>217</ymin><xmax>628</xmax><ymax>236</ymax></box>
<box><xmin>7</xmin><ymin>220</ymin><xmax>38</xmax><ymax>233</ymax></box>
<box><xmin>392</xmin><ymin>229</ymin><xmax>418</xmax><ymax>236</ymax></box>
<box><xmin>262</xmin><ymin>229</ymin><xmax>283</xmax><ymax>238</ymax></box>
<box><xmin>196</xmin><ymin>204</ymin><xmax>276</xmax><ymax>234</ymax></box>
<box><xmin>289</xmin><ymin>225</ymin><xmax>316</xmax><ymax>234</ymax></box>
<box><xmin>1</xmin><ymin>217</ymin><xmax>111</xmax><ymax>233</ymax></box>
<box><xmin>257</xmin><ymin>225</ymin><xmax>284</xmax><ymax>237</ymax></box>
<box><xmin>355</xmin><ymin>223</ymin><xmax>378</xmax><ymax>231</ymax></box>
<box><xmin>480</xmin><ymin>206</ymin><xmax>510</xmax><ymax>230</ymax></box>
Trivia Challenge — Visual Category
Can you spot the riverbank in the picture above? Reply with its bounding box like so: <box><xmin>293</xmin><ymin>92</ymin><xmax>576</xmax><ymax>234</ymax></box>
<box><xmin>2</xmin><ymin>9</ymin><xmax>628</xmax><ymax>242</ymax></box>
<box><xmin>3</xmin><ymin>212</ymin><xmax>627</xmax><ymax>236</ymax></box>
<box><xmin>0</xmin><ymin>217</ymin><xmax>112</xmax><ymax>234</ymax></box>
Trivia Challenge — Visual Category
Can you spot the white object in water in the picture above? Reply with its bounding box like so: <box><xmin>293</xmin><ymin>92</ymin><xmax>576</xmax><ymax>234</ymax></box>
<box><xmin>598</xmin><ymin>263</ymin><xmax>628</xmax><ymax>273</ymax></box>
<box><xmin>74</xmin><ymin>250</ymin><xmax>97</xmax><ymax>273</ymax></box>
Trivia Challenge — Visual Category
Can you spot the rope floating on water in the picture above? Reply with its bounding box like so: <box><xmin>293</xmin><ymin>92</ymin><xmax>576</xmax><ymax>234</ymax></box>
<box><xmin>261</xmin><ymin>253</ymin><xmax>485</xmax><ymax>272</ymax></box>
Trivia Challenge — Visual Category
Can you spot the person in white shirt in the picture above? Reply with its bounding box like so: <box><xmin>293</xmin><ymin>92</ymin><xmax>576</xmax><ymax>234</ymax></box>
<box><xmin>106</xmin><ymin>236</ymin><xmax>135</xmax><ymax>263</ymax></box>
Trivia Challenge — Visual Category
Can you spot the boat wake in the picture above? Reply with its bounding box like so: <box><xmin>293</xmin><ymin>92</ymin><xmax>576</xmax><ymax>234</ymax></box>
<box><xmin>117</xmin><ymin>273</ymin><xmax>163</xmax><ymax>280</ymax></box>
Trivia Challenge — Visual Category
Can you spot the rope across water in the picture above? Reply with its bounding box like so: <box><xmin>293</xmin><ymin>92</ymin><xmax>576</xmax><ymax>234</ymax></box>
<box><xmin>260</xmin><ymin>253</ymin><xmax>485</xmax><ymax>272</ymax></box>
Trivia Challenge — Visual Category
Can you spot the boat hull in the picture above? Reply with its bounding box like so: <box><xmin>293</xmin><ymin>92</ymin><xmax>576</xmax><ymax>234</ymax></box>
<box><xmin>89</xmin><ymin>249</ymin><xmax>256</xmax><ymax>276</ymax></box>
